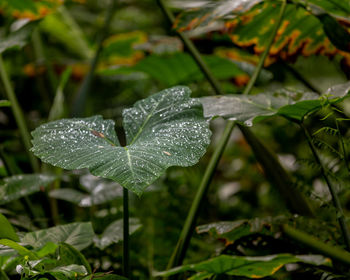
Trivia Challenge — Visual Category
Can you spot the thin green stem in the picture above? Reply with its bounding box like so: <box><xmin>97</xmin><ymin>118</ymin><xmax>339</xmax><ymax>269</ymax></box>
<box><xmin>157</xmin><ymin>0</ymin><xmax>224</xmax><ymax>95</ymax></box>
<box><xmin>335</xmin><ymin>118</ymin><xmax>350</xmax><ymax>175</ymax></box>
<box><xmin>160</xmin><ymin>0</ymin><xmax>290</xmax><ymax>274</ymax></box>
<box><xmin>282</xmin><ymin>224</ymin><xmax>350</xmax><ymax>266</ymax></box>
<box><xmin>166</xmin><ymin>121</ymin><xmax>235</xmax><ymax>270</ymax></box>
<box><xmin>301</xmin><ymin>122</ymin><xmax>350</xmax><ymax>251</ymax></box>
<box><xmin>123</xmin><ymin>188</ymin><xmax>130</xmax><ymax>278</ymax></box>
<box><xmin>71</xmin><ymin>0</ymin><xmax>115</xmax><ymax>117</ymax></box>
<box><xmin>0</xmin><ymin>55</ymin><xmax>40</xmax><ymax>172</ymax></box>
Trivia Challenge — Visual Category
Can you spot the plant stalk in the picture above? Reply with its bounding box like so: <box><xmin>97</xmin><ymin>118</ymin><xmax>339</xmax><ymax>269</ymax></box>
<box><xmin>301</xmin><ymin>122</ymin><xmax>350</xmax><ymax>251</ymax></box>
<box><xmin>335</xmin><ymin>118</ymin><xmax>350</xmax><ymax>175</ymax></box>
<box><xmin>71</xmin><ymin>0</ymin><xmax>115</xmax><ymax>117</ymax></box>
<box><xmin>0</xmin><ymin>55</ymin><xmax>40</xmax><ymax>172</ymax></box>
<box><xmin>282</xmin><ymin>224</ymin><xmax>350</xmax><ymax>266</ymax></box>
<box><xmin>166</xmin><ymin>121</ymin><xmax>235</xmax><ymax>270</ymax></box>
<box><xmin>160</xmin><ymin>0</ymin><xmax>295</xmax><ymax>273</ymax></box>
<box><xmin>123</xmin><ymin>188</ymin><xmax>130</xmax><ymax>278</ymax></box>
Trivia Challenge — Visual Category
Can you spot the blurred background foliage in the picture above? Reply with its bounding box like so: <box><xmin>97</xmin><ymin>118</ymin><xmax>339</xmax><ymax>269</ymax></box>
<box><xmin>1</xmin><ymin>0</ymin><xmax>350</xmax><ymax>279</ymax></box>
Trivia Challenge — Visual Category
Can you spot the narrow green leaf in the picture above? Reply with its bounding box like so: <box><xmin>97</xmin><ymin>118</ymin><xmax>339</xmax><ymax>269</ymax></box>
<box><xmin>0</xmin><ymin>174</ymin><xmax>56</xmax><ymax>205</ymax></box>
<box><xmin>21</xmin><ymin>222</ymin><xmax>94</xmax><ymax>251</ymax></box>
<box><xmin>0</xmin><ymin>100</ymin><xmax>10</xmax><ymax>107</ymax></box>
<box><xmin>155</xmin><ymin>254</ymin><xmax>330</xmax><ymax>278</ymax></box>
<box><xmin>200</xmin><ymin>81</ymin><xmax>350</xmax><ymax>125</ymax></box>
<box><xmin>0</xmin><ymin>239</ymin><xmax>37</xmax><ymax>260</ymax></box>
<box><xmin>0</xmin><ymin>214</ymin><xmax>19</xmax><ymax>242</ymax></box>
<box><xmin>31</xmin><ymin>86</ymin><xmax>211</xmax><ymax>195</ymax></box>
<box><xmin>94</xmin><ymin>218</ymin><xmax>142</xmax><ymax>250</ymax></box>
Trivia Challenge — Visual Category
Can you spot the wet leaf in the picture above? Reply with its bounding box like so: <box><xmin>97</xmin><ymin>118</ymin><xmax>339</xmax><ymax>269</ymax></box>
<box><xmin>49</xmin><ymin>174</ymin><xmax>123</xmax><ymax>207</ymax></box>
<box><xmin>0</xmin><ymin>174</ymin><xmax>56</xmax><ymax>205</ymax></box>
<box><xmin>0</xmin><ymin>214</ymin><xmax>19</xmax><ymax>242</ymax></box>
<box><xmin>199</xmin><ymin>81</ymin><xmax>350</xmax><ymax>125</ymax></box>
<box><xmin>21</xmin><ymin>222</ymin><xmax>94</xmax><ymax>251</ymax></box>
<box><xmin>0</xmin><ymin>22</ymin><xmax>36</xmax><ymax>54</ymax></box>
<box><xmin>155</xmin><ymin>254</ymin><xmax>331</xmax><ymax>278</ymax></box>
<box><xmin>31</xmin><ymin>86</ymin><xmax>211</xmax><ymax>195</ymax></box>
<box><xmin>94</xmin><ymin>218</ymin><xmax>142</xmax><ymax>250</ymax></box>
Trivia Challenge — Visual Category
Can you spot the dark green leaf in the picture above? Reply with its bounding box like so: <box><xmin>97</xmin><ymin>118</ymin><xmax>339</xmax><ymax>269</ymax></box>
<box><xmin>31</xmin><ymin>86</ymin><xmax>211</xmax><ymax>195</ymax></box>
<box><xmin>57</xmin><ymin>243</ymin><xmax>91</xmax><ymax>274</ymax></box>
<box><xmin>49</xmin><ymin>174</ymin><xmax>123</xmax><ymax>207</ymax></box>
<box><xmin>0</xmin><ymin>174</ymin><xmax>56</xmax><ymax>205</ymax></box>
<box><xmin>21</xmin><ymin>222</ymin><xmax>94</xmax><ymax>251</ymax></box>
<box><xmin>155</xmin><ymin>254</ymin><xmax>331</xmax><ymax>278</ymax></box>
<box><xmin>199</xmin><ymin>81</ymin><xmax>350</xmax><ymax>125</ymax></box>
<box><xmin>0</xmin><ymin>214</ymin><xmax>19</xmax><ymax>242</ymax></box>
<box><xmin>94</xmin><ymin>218</ymin><xmax>141</xmax><ymax>250</ymax></box>
<box><xmin>81</xmin><ymin>273</ymin><xmax>128</xmax><ymax>280</ymax></box>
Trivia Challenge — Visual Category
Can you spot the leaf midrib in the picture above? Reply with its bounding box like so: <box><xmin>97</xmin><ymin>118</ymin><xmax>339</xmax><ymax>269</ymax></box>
<box><xmin>128</xmin><ymin>93</ymin><xmax>167</xmax><ymax>146</ymax></box>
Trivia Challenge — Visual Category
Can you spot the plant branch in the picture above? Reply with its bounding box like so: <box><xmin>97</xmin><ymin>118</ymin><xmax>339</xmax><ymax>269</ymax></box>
<box><xmin>301</xmin><ymin>122</ymin><xmax>350</xmax><ymax>251</ymax></box>
<box><xmin>281</xmin><ymin>224</ymin><xmax>350</xmax><ymax>266</ymax></box>
<box><xmin>0</xmin><ymin>55</ymin><xmax>40</xmax><ymax>172</ymax></box>
<box><xmin>71</xmin><ymin>0</ymin><xmax>115</xmax><ymax>117</ymax></box>
<box><xmin>123</xmin><ymin>188</ymin><xmax>130</xmax><ymax>278</ymax></box>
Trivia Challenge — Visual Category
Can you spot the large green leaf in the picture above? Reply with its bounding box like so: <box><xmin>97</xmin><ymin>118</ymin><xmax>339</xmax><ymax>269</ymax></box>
<box><xmin>176</xmin><ymin>1</ymin><xmax>350</xmax><ymax>67</ymax></box>
<box><xmin>155</xmin><ymin>254</ymin><xmax>331</xmax><ymax>278</ymax></box>
<box><xmin>99</xmin><ymin>52</ymin><xmax>250</xmax><ymax>87</ymax></box>
<box><xmin>0</xmin><ymin>174</ymin><xmax>56</xmax><ymax>205</ymax></box>
<box><xmin>0</xmin><ymin>214</ymin><xmax>19</xmax><ymax>242</ymax></box>
<box><xmin>21</xmin><ymin>222</ymin><xmax>94</xmax><ymax>251</ymax></box>
<box><xmin>94</xmin><ymin>218</ymin><xmax>142</xmax><ymax>250</ymax></box>
<box><xmin>0</xmin><ymin>22</ymin><xmax>36</xmax><ymax>54</ymax></box>
<box><xmin>57</xmin><ymin>243</ymin><xmax>91</xmax><ymax>274</ymax></box>
<box><xmin>49</xmin><ymin>174</ymin><xmax>122</xmax><ymax>207</ymax></box>
<box><xmin>31</xmin><ymin>86</ymin><xmax>211</xmax><ymax>195</ymax></box>
<box><xmin>199</xmin><ymin>81</ymin><xmax>350</xmax><ymax>125</ymax></box>
<box><xmin>0</xmin><ymin>239</ymin><xmax>37</xmax><ymax>260</ymax></box>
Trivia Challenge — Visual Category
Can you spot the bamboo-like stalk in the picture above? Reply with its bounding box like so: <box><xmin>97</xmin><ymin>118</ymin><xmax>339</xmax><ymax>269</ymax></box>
<box><xmin>123</xmin><ymin>188</ymin><xmax>130</xmax><ymax>278</ymax></box>
<box><xmin>0</xmin><ymin>55</ymin><xmax>40</xmax><ymax>172</ymax></box>
<box><xmin>159</xmin><ymin>0</ymin><xmax>298</xmax><ymax>275</ymax></box>
<box><xmin>301</xmin><ymin>122</ymin><xmax>350</xmax><ymax>251</ymax></box>
<box><xmin>282</xmin><ymin>224</ymin><xmax>350</xmax><ymax>265</ymax></box>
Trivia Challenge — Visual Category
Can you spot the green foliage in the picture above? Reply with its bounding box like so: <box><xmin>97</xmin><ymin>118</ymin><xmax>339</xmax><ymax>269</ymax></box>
<box><xmin>0</xmin><ymin>174</ymin><xmax>56</xmax><ymax>205</ymax></box>
<box><xmin>31</xmin><ymin>86</ymin><xmax>211</xmax><ymax>195</ymax></box>
<box><xmin>156</xmin><ymin>254</ymin><xmax>331</xmax><ymax>278</ymax></box>
<box><xmin>0</xmin><ymin>214</ymin><xmax>19</xmax><ymax>242</ymax></box>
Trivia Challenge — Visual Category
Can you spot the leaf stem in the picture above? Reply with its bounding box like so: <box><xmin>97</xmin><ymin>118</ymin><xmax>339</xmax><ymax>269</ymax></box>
<box><xmin>0</xmin><ymin>54</ymin><xmax>40</xmax><ymax>172</ymax></box>
<box><xmin>301</xmin><ymin>122</ymin><xmax>350</xmax><ymax>251</ymax></box>
<box><xmin>281</xmin><ymin>224</ymin><xmax>350</xmax><ymax>266</ymax></box>
<box><xmin>166</xmin><ymin>121</ymin><xmax>235</xmax><ymax>270</ymax></box>
<box><xmin>123</xmin><ymin>188</ymin><xmax>130</xmax><ymax>278</ymax></box>
<box><xmin>159</xmin><ymin>0</ymin><xmax>296</xmax><ymax>274</ymax></box>
<box><xmin>71</xmin><ymin>0</ymin><xmax>115</xmax><ymax>117</ymax></box>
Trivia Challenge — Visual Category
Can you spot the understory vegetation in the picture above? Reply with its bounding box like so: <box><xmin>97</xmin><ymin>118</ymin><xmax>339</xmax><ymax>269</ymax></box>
<box><xmin>1</xmin><ymin>0</ymin><xmax>350</xmax><ymax>279</ymax></box>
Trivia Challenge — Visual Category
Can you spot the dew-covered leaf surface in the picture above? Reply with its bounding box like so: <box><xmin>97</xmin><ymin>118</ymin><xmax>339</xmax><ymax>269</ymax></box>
<box><xmin>31</xmin><ymin>86</ymin><xmax>211</xmax><ymax>195</ymax></box>
<box><xmin>21</xmin><ymin>222</ymin><xmax>94</xmax><ymax>251</ymax></box>
<box><xmin>94</xmin><ymin>218</ymin><xmax>142</xmax><ymax>250</ymax></box>
<box><xmin>49</xmin><ymin>174</ymin><xmax>123</xmax><ymax>207</ymax></box>
<box><xmin>199</xmin><ymin>81</ymin><xmax>350</xmax><ymax>125</ymax></box>
<box><xmin>155</xmin><ymin>254</ymin><xmax>331</xmax><ymax>278</ymax></box>
<box><xmin>0</xmin><ymin>174</ymin><xmax>56</xmax><ymax>205</ymax></box>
